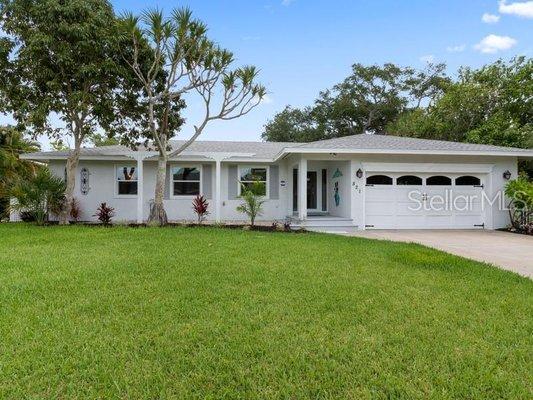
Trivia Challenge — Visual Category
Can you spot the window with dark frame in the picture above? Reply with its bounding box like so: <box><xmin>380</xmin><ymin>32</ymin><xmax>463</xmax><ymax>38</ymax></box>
<box><xmin>426</xmin><ymin>175</ymin><xmax>452</xmax><ymax>185</ymax></box>
<box><xmin>117</xmin><ymin>166</ymin><xmax>138</xmax><ymax>195</ymax></box>
<box><xmin>239</xmin><ymin>167</ymin><xmax>267</xmax><ymax>196</ymax></box>
<box><xmin>397</xmin><ymin>175</ymin><xmax>423</xmax><ymax>185</ymax></box>
<box><xmin>172</xmin><ymin>166</ymin><xmax>201</xmax><ymax>196</ymax></box>
<box><xmin>455</xmin><ymin>176</ymin><xmax>481</xmax><ymax>186</ymax></box>
<box><xmin>366</xmin><ymin>175</ymin><xmax>393</xmax><ymax>185</ymax></box>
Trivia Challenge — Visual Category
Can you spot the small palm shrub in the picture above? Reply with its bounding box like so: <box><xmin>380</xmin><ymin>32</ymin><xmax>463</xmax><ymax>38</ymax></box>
<box><xmin>9</xmin><ymin>168</ymin><xmax>66</xmax><ymax>225</ymax></box>
<box><xmin>94</xmin><ymin>202</ymin><xmax>115</xmax><ymax>225</ymax></box>
<box><xmin>236</xmin><ymin>181</ymin><xmax>265</xmax><ymax>227</ymax></box>
<box><xmin>192</xmin><ymin>195</ymin><xmax>209</xmax><ymax>224</ymax></box>
<box><xmin>505</xmin><ymin>176</ymin><xmax>533</xmax><ymax>234</ymax></box>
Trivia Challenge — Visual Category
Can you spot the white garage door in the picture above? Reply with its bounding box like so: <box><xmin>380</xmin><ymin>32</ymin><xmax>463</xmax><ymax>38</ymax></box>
<box><xmin>365</xmin><ymin>173</ymin><xmax>485</xmax><ymax>229</ymax></box>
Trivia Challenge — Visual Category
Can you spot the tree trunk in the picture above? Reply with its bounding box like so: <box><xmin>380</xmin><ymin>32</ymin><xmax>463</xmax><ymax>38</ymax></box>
<box><xmin>149</xmin><ymin>154</ymin><xmax>168</xmax><ymax>226</ymax></box>
<box><xmin>59</xmin><ymin>146</ymin><xmax>80</xmax><ymax>225</ymax></box>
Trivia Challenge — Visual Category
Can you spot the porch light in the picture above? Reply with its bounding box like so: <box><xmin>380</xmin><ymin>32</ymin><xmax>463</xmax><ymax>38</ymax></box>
<box><xmin>356</xmin><ymin>168</ymin><xmax>363</xmax><ymax>179</ymax></box>
<box><xmin>503</xmin><ymin>170</ymin><xmax>512</xmax><ymax>180</ymax></box>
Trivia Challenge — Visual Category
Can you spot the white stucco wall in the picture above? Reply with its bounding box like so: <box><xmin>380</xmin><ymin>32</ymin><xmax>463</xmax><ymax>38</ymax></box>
<box><xmin>327</xmin><ymin>161</ymin><xmax>350</xmax><ymax>218</ymax></box>
<box><xmin>48</xmin><ymin>159</ymin><xmax>290</xmax><ymax>223</ymax></box>
<box><xmin>47</xmin><ymin>153</ymin><xmax>518</xmax><ymax>229</ymax></box>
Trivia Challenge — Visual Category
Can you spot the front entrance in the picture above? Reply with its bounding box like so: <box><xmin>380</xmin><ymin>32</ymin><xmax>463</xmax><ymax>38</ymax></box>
<box><xmin>307</xmin><ymin>171</ymin><xmax>317</xmax><ymax>209</ymax></box>
<box><xmin>293</xmin><ymin>169</ymin><xmax>326</xmax><ymax>212</ymax></box>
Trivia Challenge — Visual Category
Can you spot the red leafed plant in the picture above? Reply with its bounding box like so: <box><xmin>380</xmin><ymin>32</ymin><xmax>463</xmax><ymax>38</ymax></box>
<box><xmin>192</xmin><ymin>195</ymin><xmax>209</xmax><ymax>224</ymax></box>
<box><xmin>93</xmin><ymin>202</ymin><xmax>115</xmax><ymax>226</ymax></box>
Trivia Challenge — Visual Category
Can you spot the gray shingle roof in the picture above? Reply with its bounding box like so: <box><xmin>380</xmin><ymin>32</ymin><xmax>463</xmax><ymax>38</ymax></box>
<box><xmin>22</xmin><ymin>134</ymin><xmax>533</xmax><ymax>160</ymax></box>
<box><xmin>292</xmin><ymin>134</ymin><xmax>532</xmax><ymax>154</ymax></box>
<box><xmin>24</xmin><ymin>140</ymin><xmax>293</xmax><ymax>160</ymax></box>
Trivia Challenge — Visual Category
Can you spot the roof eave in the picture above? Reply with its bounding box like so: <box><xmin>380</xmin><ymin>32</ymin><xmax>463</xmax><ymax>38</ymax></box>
<box><xmin>20</xmin><ymin>154</ymin><xmax>136</xmax><ymax>161</ymax></box>
<box><xmin>273</xmin><ymin>147</ymin><xmax>533</xmax><ymax>161</ymax></box>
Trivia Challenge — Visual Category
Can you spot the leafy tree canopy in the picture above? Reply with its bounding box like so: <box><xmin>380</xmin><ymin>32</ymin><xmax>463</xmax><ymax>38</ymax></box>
<box><xmin>389</xmin><ymin>57</ymin><xmax>532</xmax><ymax>150</ymax></box>
<box><xmin>263</xmin><ymin>58</ymin><xmax>531</xmax><ymax>150</ymax></box>
<box><xmin>0</xmin><ymin>0</ymin><xmax>146</xmax><ymax>222</ymax></box>
<box><xmin>262</xmin><ymin>62</ymin><xmax>448</xmax><ymax>142</ymax></box>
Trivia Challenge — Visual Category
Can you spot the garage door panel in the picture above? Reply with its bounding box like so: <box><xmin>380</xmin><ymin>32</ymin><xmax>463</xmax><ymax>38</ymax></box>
<box><xmin>396</xmin><ymin>189</ymin><xmax>423</xmax><ymax>202</ymax></box>
<box><xmin>366</xmin><ymin>188</ymin><xmax>394</xmax><ymax>201</ymax></box>
<box><xmin>453</xmin><ymin>215</ymin><xmax>484</xmax><ymax>228</ymax></box>
<box><xmin>396</xmin><ymin>202</ymin><xmax>424</xmax><ymax>215</ymax></box>
<box><xmin>426</xmin><ymin>215</ymin><xmax>454</xmax><ymax>228</ymax></box>
<box><xmin>365</xmin><ymin>202</ymin><xmax>395</xmax><ymax>217</ymax></box>
<box><xmin>365</xmin><ymin>215</ymin><xmax>395</xmax><ymax>229</ymax></box>
<box><xmin>365</xmin><ymin>172</ymin><xmax>485</xmax><ymax>230</ymax></box>
<box><xmin>426</xmin><ymin>208</ymin><xmax>453</xmax><ymax>216</ymax></box>
<box><xmin>396</xmin><ymin>215</ymin><xmax>426</xmax><ymax>228</ymax></box>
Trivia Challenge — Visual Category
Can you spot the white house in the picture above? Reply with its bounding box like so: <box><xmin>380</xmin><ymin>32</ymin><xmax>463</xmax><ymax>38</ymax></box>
<box><xmin>18</xmin><ymin>134</ymin><xmax>533</xmax><ymax>230</ymax></box>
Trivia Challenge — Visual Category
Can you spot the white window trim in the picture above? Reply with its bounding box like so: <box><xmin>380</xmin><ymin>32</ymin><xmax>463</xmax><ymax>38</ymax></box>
<box><xmin>237</xmin><ymin>165</ymin><xmax>270</xmax><ymax>198</ymax></box>
<box><xmin>169</xmin><ymin>164</ymin><xmax>202</xmax><ymax>199</ymax></box>
<box><xmin>114</xmin><ymin>163</ymin><xmax>138</xmax><ymax>198</ymax></box>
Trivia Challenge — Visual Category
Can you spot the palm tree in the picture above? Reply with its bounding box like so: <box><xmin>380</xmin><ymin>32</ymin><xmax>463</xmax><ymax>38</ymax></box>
<box><xmin>9</xmin><ymin>168</ymin><xmax>66</xmax><ymax>225</ymax></box>
<box><xmin>0</xmin><ymin>126</ymin><xmax>40</xmax><ymax>217</ymax></box>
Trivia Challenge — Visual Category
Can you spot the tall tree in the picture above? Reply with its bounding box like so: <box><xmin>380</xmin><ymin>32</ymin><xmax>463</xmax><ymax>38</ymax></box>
<box><xmin>261</xmin><ymin>106</ymin><xmax>323</xmax><ymax>142</ymax></box>
<box><xmin>388</xmin><ymin>57</ymin><xmax>532</xmax><ymax>148</ymax></box>
<box><xmin>123</xmin><ymin>8</ymin><xmax>266</xmax><ymax>225</ymax></box>
<box><xmin>317</xmin><ymin>63</ymin><xmax>411</xmax><ymax>135</ymax></box>
<box><xmin>0</xmin><ymin>0</ymin><xmax>138</xmax><ymax>224</ymax></box>
<box><xmin>262</xmin><ymin>63</ymin><xmax>442</xmax><ymax>142</ymax></box>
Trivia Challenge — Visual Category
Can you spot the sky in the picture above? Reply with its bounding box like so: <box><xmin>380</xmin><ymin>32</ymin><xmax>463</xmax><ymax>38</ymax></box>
<box><xmin>4</xmin><ymin>0</ymin><xmax>533</xmax><ymax>149</ymax></box>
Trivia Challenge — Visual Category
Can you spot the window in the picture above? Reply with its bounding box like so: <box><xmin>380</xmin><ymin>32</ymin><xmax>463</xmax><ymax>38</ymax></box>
<box><xmin>172</xmin><ymin>166</ymin><xmax>201</xmax><ymax>196</ymax></box>
<box><xmin>116</xmin><ymin>165</ymin><xmax>138</xmax><ymax>195</ymax></box>
<box><xmin>239</xmin><ymin>167</ymin><xmax>268</xmax><ymax>196</ymax></box>
<box><xmin>426</xmin><ymin>175</ymin><xmax>451</xmax><ymax>186</ymax></box>
<box><xmin>366</xmin><ymin>175</ymin><xmax>393</xmax><ymax>185</ymax></box>
<box><xmin>397</xmin><ymin>175</ymin><xmax>422</xmax><ymax>185</ymax></box>
<box><xmin>455</xmin><ymin>175</ymin><xmax>481</xmax><ymax>186</ymax></box>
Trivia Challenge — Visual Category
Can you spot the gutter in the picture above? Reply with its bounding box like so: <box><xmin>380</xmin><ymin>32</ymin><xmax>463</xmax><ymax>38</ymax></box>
<box><xmin>272</xmin><ymin>147</ymin><xmax>533</xmax><ymax>161</ymax></box>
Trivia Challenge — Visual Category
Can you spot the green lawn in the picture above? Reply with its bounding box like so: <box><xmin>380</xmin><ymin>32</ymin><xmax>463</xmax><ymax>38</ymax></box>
<box><xmin>0</xmin><ymin>224</ymin><xmax>531</xmax><ymax>399</ymax></box>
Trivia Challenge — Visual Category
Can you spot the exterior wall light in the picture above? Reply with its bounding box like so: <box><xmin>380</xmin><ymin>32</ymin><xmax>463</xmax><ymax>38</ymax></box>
<box><xmin>503</xmin><ymin>170</ymin><xmax>512</xmax><ymax>180</ymax></box>
<box><xmin>356</xmin><ymin>168</ymin><xmax>363</xmax><ymax>179</ymax></box>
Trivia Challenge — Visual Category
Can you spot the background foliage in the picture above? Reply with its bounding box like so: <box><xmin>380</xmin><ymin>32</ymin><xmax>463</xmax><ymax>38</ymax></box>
<box><xmin>262</xmin><ymin>57</ymin><xmax>532</xmax><ymax>175</ymax></box>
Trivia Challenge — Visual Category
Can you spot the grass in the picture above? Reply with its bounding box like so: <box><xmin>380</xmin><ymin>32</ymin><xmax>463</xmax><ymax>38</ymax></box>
<box><xmin>0</xmin><ymin>224</ymin><xmax>531</xmax><ymax>399</ymax></box>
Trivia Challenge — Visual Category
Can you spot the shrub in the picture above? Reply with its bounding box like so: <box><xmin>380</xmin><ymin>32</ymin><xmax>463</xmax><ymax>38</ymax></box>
<box><xmin>19</xmin><ymin>211</ymin><xmax>36</xmax><ymax>222</ymax></box>
<box><xmin>192</xmin><ymin>195</ymin><xmax>209</xmax><ymax>224</ymax></box>
<box><xmin>8</xmin><ymin>168</ymin><xmax>66</xmax><ymax>225</ymax></box>
<box><xmin>505</xmin><ymin>176</ymin><xmax>533</xmax><ymax>233</ymax></box>
<box><xmin>93</xmin><ymin>202</ymin><xmax>115</xmax><ymax>225</ymax></box>
<box><xmin>70</xmin><ymin>197</ymin><xmax>81</xmax><ymax>222</ymax></box>
<box><xmin>236</xmin><ymin>182</ymin><xmax>265</xmax><ymax>227</ymax></box>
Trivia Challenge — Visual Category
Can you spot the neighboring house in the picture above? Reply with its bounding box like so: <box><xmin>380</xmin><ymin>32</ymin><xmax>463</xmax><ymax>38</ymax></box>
<box><xmin>18</xmin><ymin>134</ymin><xmax>533</xmax><ymax>230</ymax></box>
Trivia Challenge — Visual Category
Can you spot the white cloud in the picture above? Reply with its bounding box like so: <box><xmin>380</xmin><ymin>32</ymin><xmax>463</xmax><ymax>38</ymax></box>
<box><xmin>481</xmin><ymin>13</ymin><xmax>500</xmax><ymax>23</ymax></box>
<box><xmin>281</xmin><ymin>0</ymin><xmax>295</xmax><ymax>5</ymax></box>
<box><xmin>446</xmin><ymin>44</ymin><xmax>466</xmax><ymax>52</ymax></box>
<box><xmin>419</xmin><ymin>54</ymin><xmax>435</xmax><ymax>63</ymax></box>
<box><xmin>261</xmin><ymin>94</ymin><xmax>274</xmax><ymax>104</ymax></box>
<box><xmin>499</xmin><ymin>1</ymin><xmax>533</xmax><ymax>18</ymax></box>
<box><xmin>474</xmin><ymin>34</ymin><xmax>517</xmax><ymax>53</ymax></box>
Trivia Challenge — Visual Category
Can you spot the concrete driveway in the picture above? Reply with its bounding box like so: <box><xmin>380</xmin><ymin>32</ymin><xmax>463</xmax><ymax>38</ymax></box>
<box><xmin>347</xmin><ymin>230</ymin><xmax>533</xmax><ymax>278</ymax></box>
